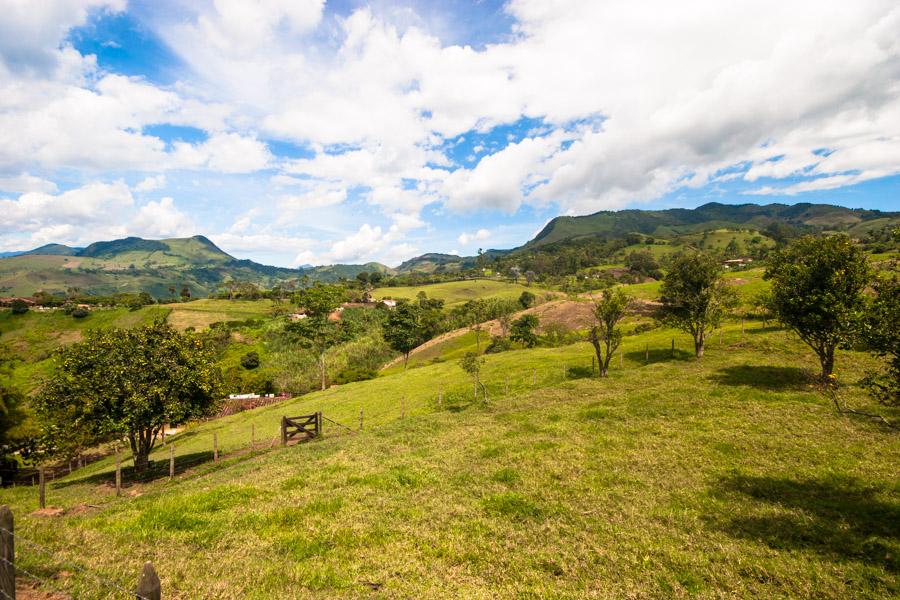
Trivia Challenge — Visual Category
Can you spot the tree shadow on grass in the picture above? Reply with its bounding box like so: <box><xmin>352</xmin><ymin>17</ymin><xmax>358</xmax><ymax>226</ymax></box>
<box><xmin>710</xmin><ymin>365</ymin><xmax>813</xmax><ymax>391</ymax></box>
<box><xmin>625</xmin><ymin>347</ymin><xmax>695</xmax><ymax>365</ymax></box>
<box><xmin>709</xmin><ymin>474</ymin><xmax>899</xmax><ymax>572</ymax></box>
<box><xmin>51</xmin><ymin>450</ymin><xmax>215</xmax><ymax>489</ymax></box>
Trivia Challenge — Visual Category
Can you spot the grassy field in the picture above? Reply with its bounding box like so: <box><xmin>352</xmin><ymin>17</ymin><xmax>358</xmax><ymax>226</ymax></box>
<box><xmin>162</xmin><ymin>299</ymin><xmax>276</xmax><ymax>330</ymax></box>
<box><xmin>1</xmin><ymin>319</ymin><xmax>897</xmax><ymax>598</ymax></box>
<box><xmin>374</xmin><ymin>280</ymin><xmax>539</xmax><ymax>308</ymax></box>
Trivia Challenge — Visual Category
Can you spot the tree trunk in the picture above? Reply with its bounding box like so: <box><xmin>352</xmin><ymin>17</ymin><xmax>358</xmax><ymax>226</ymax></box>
<box><xmin>820</xmin><ymin>345</ymin><xmax>835</xmax><ymax>379</ymax></box>
<box><xmin>404</xmin><ymin>353</ymin><xmax>409</xmax><ymax>370</ymax></box>
<box><xmin>320</xmin><ymin>352</ymin><xmax>327</xmax><ymax>391</ymax></box>
<box><xmin>694</xmin><ymin>336</ymin><xmax>704</xmax><ymax>358</ymax></box>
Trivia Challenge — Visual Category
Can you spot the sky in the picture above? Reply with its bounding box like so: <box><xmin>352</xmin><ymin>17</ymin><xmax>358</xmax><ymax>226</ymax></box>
<box><xmin>0</xmin><ymin>0</ymin><xmax>898</xmax><ymax>267</ymax></box>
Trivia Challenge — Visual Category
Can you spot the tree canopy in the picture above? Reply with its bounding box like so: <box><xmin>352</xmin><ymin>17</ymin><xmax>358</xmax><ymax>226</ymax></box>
<box><xmin>764</xmin><ymin>235</ymin><xmax>870</xmax><ymax>378</ymax></box>
<box><xmin>658</xmin><ymin>252</ymin><xmax>736</xmax><ymax>357</ymax></box>
<box><xmin>36</xmin><ymin>321</ymin><xmax>222</xmax><ymax>472</ymax></box>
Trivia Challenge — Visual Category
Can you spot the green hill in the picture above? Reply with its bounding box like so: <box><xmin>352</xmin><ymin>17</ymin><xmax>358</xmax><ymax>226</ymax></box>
<box><xmin>0</xmin><ymin>319</ymin><xmax>896</xmax><ymax>597</ymax></box>
<box><xmin>527</xmin><ymin>202</ymin><xmax>899</xmax><ymax>248</ymax></box>
<box><xmin>299</xmin><ymin>261</ymin><xmax>395</xmax><ymax>283</ymax></box>
<box><xmin>0</xmin><ymin>235</ymin><xmax>301</xmax><ymax>298</ymax></box>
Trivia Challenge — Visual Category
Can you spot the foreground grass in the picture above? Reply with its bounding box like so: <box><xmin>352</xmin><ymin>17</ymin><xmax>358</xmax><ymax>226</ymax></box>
<box><xmin>0</xmin><ymin>323</ymin><xmax>897</xmax><ymax>598</ymax></box>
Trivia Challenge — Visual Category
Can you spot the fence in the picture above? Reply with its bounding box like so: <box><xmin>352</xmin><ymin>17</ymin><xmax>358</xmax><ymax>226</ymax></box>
<box><xmin>0</xmin><ymin>504</ymin><xmax>161</xmax><ymax>599</ymax></box>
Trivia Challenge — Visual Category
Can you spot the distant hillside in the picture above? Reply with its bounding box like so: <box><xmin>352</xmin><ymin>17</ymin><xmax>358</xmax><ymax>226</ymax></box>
<box><xmin>527</xmin><ymin>202</ymin><xmax>899</xmax><ymax>248</ymax></box>
<box><xmin>396</xmin><ymin>253</ymin><xmax>470</xmax><ymax>274</ymax></box>
<box><xmin>299</xmin><ymin>261</ymin><xmax>395</xmax><ymax>283</ymax></box>
<box><xmin>0</xmin><ymin>235</ymin><xmax>300</xmax><ymax>298</ymax></box>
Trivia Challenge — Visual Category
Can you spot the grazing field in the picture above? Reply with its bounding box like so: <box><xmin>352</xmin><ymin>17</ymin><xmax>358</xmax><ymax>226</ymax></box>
<box><xmin>374</xmin><ymin>279</ymin><xmax>541</xmax><ymax>308</ymax></box>
<box><xmin>1</xmin><ymin>320</ymin><xmax>897</xmax><ymax>599</ymax></box>
<box><xmin>162</xmin><ymin>299</ymin><xmax>276</xmax><ymax>330</ymax></box>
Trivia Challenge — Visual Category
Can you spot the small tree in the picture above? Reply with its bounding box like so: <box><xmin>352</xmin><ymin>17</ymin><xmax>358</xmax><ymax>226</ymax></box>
<box><xmin>764</xmin><ymin>235</ymin><xmax>870</xmax><ymax>378</ymax></box>
<box><xmin>460</xmin><ymin>351</ymin><xmax>486</xmax><ymax>402</ymax></box>
<box><xmin>858</xmin><ymin>274</ymin><xmax>899</xmax><ymax>406</ymax></box>
<box><xmin>588</xmin><ymin>289</ymin><xmax>632</xmax><ymax>376</ymax></box>
<box><xmin>518</xmin><ymin>291</ymin><xmax>536</xmax><ymax>309</ymax></box>
<box><xmin>10</xmin><ymin>299</ymin><xmax>28</xmax><ymax>314</ymax></box>
<box><xmin>658</xmin><ymin>252</ymin><xmax>736</xmax><ymax>358</ymax></box>
<box><xmin>288</xmin><ymin>284</ymin><xmax>347</xmax><ymax>390</ymax></box>
<box><xmin>510</xmin><ymin>314</ymin><xmax>540</xmax><ymax>348</ymax></box>
<box><xmin>384</xmin><ymin>301</ymin><xmax>431</xmax><ymax>369</ymax></box>
<box><xmin>36</xmin><ymin>321</ymin><xmax>222</xmax><ymax>472</ymax></box>
<box><xmin>240</xmin><ymin>351</ymin><xmax>260</xmax><ymax>370</ymax></box>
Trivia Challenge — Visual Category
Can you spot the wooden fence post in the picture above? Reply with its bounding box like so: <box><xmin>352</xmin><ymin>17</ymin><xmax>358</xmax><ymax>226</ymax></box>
<box><xmin>359</xmin><ymin>408</ymin><xmax>364</xmax><ymax>431</ymax></box>
<box><xmin>251</xmin><ymin>423</ymin><xmax>255</xmax><ymax>447</ymax></box>
<box><xmin>0</xmin><ymin>506</ymin><xmax>12</xmax><ymax>600</ymax></box>
<box><xmin>671</xmin><ymin>338</ymin><xmax>675</xmax><ymax>358</ymax></box>
<box><xmin>213</xmin><ymin>433</ymin><xmax>218</xmax><ymax>463</ymax></box>
<box><xmin>38</xmin><ymin>467</ymin><xmax>45</xmax><ymax>509</ymax></box>
<box><xmin>169</xmin><ymin>444</ymin><xmax>175</xmax><ymax>480</ymax></box>
<box><xmin>115</xmin><ymin>454</ymin><xmax>122</xmax><ymax>497</ymax></box>
<box><xmin>135</xmin><ymin>561</ymin><xmax>161</xmax><ymax>600</ymax></box>
<box><xmin>532</xmin><ymin>368</ymin><xmax>536</xmax><ymax>385</ymax></box>
<box><xmin>281</xmin><ymin>417</ymin><xmax>287</xmax><ymax>446</ymax></box>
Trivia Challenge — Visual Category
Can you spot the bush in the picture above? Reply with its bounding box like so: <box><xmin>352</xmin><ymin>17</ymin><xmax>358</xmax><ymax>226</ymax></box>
<box><xmin>10</xmin><ymin>299</ymin><xmax>28</xmax><ymax>315</ymax></box>
<box><xmin>333</xmin><ymin>367</ymin><xmax>377</xmax><ymax>385</ymax></box>
<box><xmin>485</xmin><ymin>336</ymin><xmax>513</xmax><ymax>354</ymax></box>
<box><xmin>518</xmin><ymin>291</ymin><xmax>536</xmax><ymax>309</ymax></box>
<box><xmin>71</xmin><ymin>307</ymin><xmax>90</xmax><ymax>319</ymax></box>
<box><xmin>240</xmin><ymin>351</ymin><xmax>261</xmax><ymax>370</ymax></box>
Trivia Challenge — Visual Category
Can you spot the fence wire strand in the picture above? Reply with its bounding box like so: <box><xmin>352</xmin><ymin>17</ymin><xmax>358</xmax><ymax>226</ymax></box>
<box><xmin>0</xmin><ymin>528</ymin><xmax>145</xmax><ymax>599</ymax></box>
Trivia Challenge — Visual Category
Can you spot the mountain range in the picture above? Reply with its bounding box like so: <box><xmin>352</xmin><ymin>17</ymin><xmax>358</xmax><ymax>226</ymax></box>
<box><xmin>0</xmin><ymin>202</ymin><xmax>896</xmax><ymax>297</ymax></box>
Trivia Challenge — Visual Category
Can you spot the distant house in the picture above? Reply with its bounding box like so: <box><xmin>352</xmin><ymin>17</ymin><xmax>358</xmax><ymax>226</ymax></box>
<box><xmin>722</xmin><ymin>258</ymin><xmax>753</xmax><ymax>268</ymax></box>
<box><xmin>0</xmin><ymin>297</ymin><xmax>35</xmax><ymax>306</ymax></box>
<box><xmin>381</xmin><ymin>299</ymin><xmax>397</xmax><ymax>308</ymax></box>
<box><xmin>288</xmin><ymin>313</ymin><xmax>307</xmax><ymax>321</ymax></box>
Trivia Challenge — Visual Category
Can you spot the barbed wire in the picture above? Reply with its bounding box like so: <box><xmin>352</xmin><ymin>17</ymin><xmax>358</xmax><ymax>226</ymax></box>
<box><xmin>0</xmin><ymin>527</ymin><xmax>145</xmax><ymax>599</ymax></box>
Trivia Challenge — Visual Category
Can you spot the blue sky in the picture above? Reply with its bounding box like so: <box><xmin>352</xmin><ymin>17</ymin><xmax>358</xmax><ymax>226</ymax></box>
<box><xmin>0</xmin><ymin>1</ymin><xmax>898</xmax><ymax>266</ymax></box>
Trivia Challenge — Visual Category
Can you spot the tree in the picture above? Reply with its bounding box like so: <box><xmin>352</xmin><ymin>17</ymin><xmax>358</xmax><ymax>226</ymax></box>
<box><xmin>10</xmin><ymin>299</ymin><xmax>28</xmax><ymax>314</ymax></box>
<box><xmin>510</xmin><ymin>314</ymin><xmax>540</xmax><ymax>348</ymax></box>
<box><xmin>288</xmin><ymin>284</ymin><xmax>347</xmax><ymax>390</ymax></box>
<box><xmin>518</xmin><ymin>291</ymin><xmax>536</xmax><ymax>309</ymax></box>
<box><xmin>658</xmin><ymin>252</ymin><xmax>736</xmax><ymax>358</ymax></box>
<box><xmin>764</xmin><ymin>235</ymin><xmax>870</xmax><ymax>378</ymax></box>
<box><xmin>384</xmin><ymin>301</ymin><xmax>432</xmax><ymax>369</ymax></box>
<box><xmin>240</xmin><ymin>351</ymin><xmax>260</xmax><ymax>370</ymax></box>
<box><xmin>36</xmin><ymin>321</ymin><xmax>222</xmax><ymax>472</ymax></box>
<box><xmin>858</xmin><ymin>274</ymin><xmax>898</xmax><ymax>405</ymax></box>
<box><xmin>588</xmin><ymin>289</ymin><xmax>632</xmax><ymax>376</ymax></box>
<box><xmin>460</xmin><ymin>351</ymin><xmax>486</xmax><ymax>402</ymax></box>
<box><xmin>624</xmin><ymin>250</ymin><xmax>661</xmax><ymax>279</ymax></box>
<box><xmin>356</xmin><ymin>271</ymin><xmax>369</xmax><ymax>286</ymax></box>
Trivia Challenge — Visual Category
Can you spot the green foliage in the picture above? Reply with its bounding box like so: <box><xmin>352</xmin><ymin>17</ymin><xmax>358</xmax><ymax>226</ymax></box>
<box><xmin>287</xmin><ymin>285</ymin><xmax>353</xmax><ymax>390</ymax></box>
<box><xmin>0</xmin><ymin>384</ymin><xmax>27</xmax><ymax>465</ymax></box>
<box><xmin>588</xmin><ymin>288</ymin><xmax>632</xmax><ymax>376</ymax></box>
<box><xmin>71</xmin><ymin>306</ymin><xmax>89</xmax><ymax>319</ymax></box>
<box><xmin>35</xmin><ymin>320</ymin><xmax>223</xmax><ymax>470</ymax></box>
<box><xmin>485</xmin><ymin>336</ymin><xmax>513</xmax><ymax>354</ymax></box>
<box><xmin>624</xmin><ymin>250</ymin><xmax>661</xmax><ymax>278</ymax></box>
<box><xmin>240</xmin><ymin>351</ymin><xmax>260</xmax><ymax>370</ymax></box>
<box><xmin>10</xmin><ymin>299</ymin><xmax>28</xmax><ymax>314</ymax></box>
<box><xmin>511</xmin><ymin>314</ymin><xmax>540</xmax><ymax>348</ymax></box>
<box><xmin>519</xmin><ymin>290</ymin><xmax>536</xmax><ymax>308</ymax></box>
<box><xmin>384</xmin><ymin>298</ymin><xmax>443</xmax><ymax>367</ymax></box>
<box><xmin>333</xmin><ymin>366</ymin><xmax>377</xmax><ymax>385</ymax></box>
<box><xmin>459</xmin><ymin>351</ymin><xmax>486</xmax><ymax>401</ymax></box>
<box><xmin>858</xmin><ymin>275</ymin><xmax>899</xmax><ymax>405</ymax></box>
<box><xmin>764</xmin><ymin>235</ymin><xmax>870</xmax><ymax>378</ymax></box>
<box><xmin>658</xmin><ymin>252</ymin><xmax>737</xmax><ymax>357</ymax></box>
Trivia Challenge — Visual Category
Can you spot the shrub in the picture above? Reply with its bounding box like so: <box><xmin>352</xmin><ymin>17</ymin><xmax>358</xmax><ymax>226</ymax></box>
<box><xmin>485</xmin><ymin>336</ymin><xmax>513</xmax><ymax>354</ymax></box>
<box><xmin>71</xmin><ymin>307</ymin><xmax>90</xmax><ymax>319</ymax></box>
<box><xmin>10</xmin><ymin>299</ymin><xmax>28</xmax><ymax>315</ymax></box>
<box><xmin>240</xmin><ymin>351</ymin><xmax>261</xmax><ymax>370</ymax></box>
<box><xmin>333</xmin><ymin>367</ymin><xmax>377</xmax><ymax>385</ymax></box>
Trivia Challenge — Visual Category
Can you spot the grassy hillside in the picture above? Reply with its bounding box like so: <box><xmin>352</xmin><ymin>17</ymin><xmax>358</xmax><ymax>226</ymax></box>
<box><xmin>0</xmin><ymin>319</ymin><xmax>896</xmax><ymax>598</ymax></box>
<box><xmin>529</xmin><ymin>202</ymin><xmax>899</xmax><ymax>248</ymax></box>
<box><xmin>0</xmin><ymin>236</ymin><xmax>300</xmax><ymax>298</ymax></box>
<box><xmin>163</xmin><ymin>299</ymin><xmax>276</xmax><ymax>331</ymax></box>
<box><xmin>0</xmin><ymin>305</ymin><xmax>170</xmax><ymax>392</ymax></box>
<box><xmin>374</xmin><ymin>280</ymin><xmax>540</xmax><ymax>308</ymax></box>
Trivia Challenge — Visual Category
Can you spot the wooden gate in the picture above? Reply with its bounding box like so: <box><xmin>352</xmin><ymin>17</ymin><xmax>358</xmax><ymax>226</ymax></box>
<box><xmin>281</xmin><ymin>412</ymin><xmax>321</xmax><ymax>445</ymax></box>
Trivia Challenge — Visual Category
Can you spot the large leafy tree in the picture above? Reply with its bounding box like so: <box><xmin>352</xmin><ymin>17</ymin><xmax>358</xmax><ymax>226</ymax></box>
<box><xmin>764</xmin><ymin>235</ymin><xmax>870</xmax><ymax>379</ymax></box>
<box><xmin>36</xmin><ymin>321</ymin><xmax>222</xmax><ymax>472</ymax></box>
<box><xmin>658</xmin><ymin>252</ymin><xmax>736</xmax><ymax>358</ymax></box>
<box><xmin>289</xmin><ymin>284</ymin><xmax>348</xmax><ymax>390</ymax></box>
<box><xmin>858</xmin><ymin>274</ymin><xmax>899</xmax><ymax>405</ymax></box>
<box><xmin>588</xmin><ymin>289</ymin><xmax>632</xmax><ymax>376</ymax></box>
